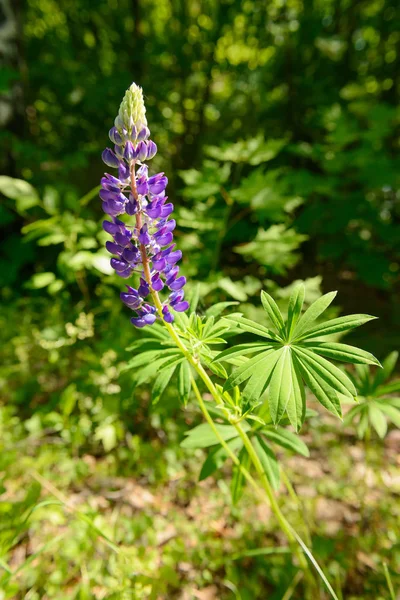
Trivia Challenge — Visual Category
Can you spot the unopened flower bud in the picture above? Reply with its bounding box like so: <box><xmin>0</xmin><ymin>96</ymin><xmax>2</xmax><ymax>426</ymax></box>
<box><xmin>146</xmin><ymin>141</ymin><xmax>157</xmax><ymax>160</ymax></box>
<box><xmin>136</xmin><ymin>141</ymin><xmax>148</xmax><ymax>162</ymax></box>
<box><xmin>102</xmin><ymin>148</ymin><xmax>120</xmax><ymax>168</ymax></box>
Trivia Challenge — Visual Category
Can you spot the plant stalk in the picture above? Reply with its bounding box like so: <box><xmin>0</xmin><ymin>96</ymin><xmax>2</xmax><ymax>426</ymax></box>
<box><xmin>129</xmin><ymin>162</ymin><xmax>335</xmax><ymax>598</ymax></box>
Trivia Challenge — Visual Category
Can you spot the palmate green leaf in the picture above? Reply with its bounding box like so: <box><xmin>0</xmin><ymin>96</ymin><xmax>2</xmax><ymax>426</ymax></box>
<box><xmin>343</xmin><ymin>403</ymin><xmax>366</xmax><ymax>427</ymax></box>
<box><xmin>286</xmin><ymin>284</ymin><xmax>305</xmax><ymax>339</ymax></box>
<box><xmin>268</xmin><ymin>347</ymin><xmax>293</xmax><ymax>423</ymax></box>
<box><xmin>223</xmin><ymin>349</ymin><xmax>278</xmax><ymax>391</ymax></box>
<box><xmin>304</xmin><ymin>342</ymin><xmax>381</xmax><ymax>366</ymax></box>
<box><xmin>242</xmin><ymin>349</ymin><xmax>283</xmax><ymax>405</ymax></box>
<box><xmin>178</xmin><ymin>361</ymin><xmax>191</xmax><ymax>406</ymax></box>
<box><xmin>216</xmin><ymin>288</ymin><xmax>377</xmax><ymax>424</ymax></box>
<box><xmin>294</xmin><ymin>346</ymin><xmax>356</xmax><ymax>398</ymax></box>
<box><xmin>121</xmin><ymin>347</ymin><xmax>178</xmax><ymax>372</ymax></box>
<box><xmin>201</xmin><ymin>352</ymin><xmax>228</xmax><ymax>379</ymax></box>
<box><xmin>285</xmin><ymin>359</ymin><xmax>306</xmax><ymax>431</ymax></box>
<box><xmin>355</xmin><ymin>363</ymin><xmax>371</xmax><ymax>390</ymax></box>
<box><xmin>260</xmin><ymin>291</ymin><xmax>285</xmax><ymax>335</ymax></box>
<box><xmin>222</xmin><ymin>315</ymin><xmax>281</xmax><ymax>341</ymax></box>
<box><xmin>296</xmin><ymin>314</ymin><xmax>377</xmax><ymax>341</ymax></box>
<box><xmin>252</xmin><ymin>436</ymin><xmax>280</xmax><ymax>490</ymax></box>
<box><xmin>125</xmin><ymin>337</ymin><xmax>173</xmax><ymax>352</ymax></box>
<box><xmin>152</xmin><ymin>366</ymin><xmax>177</xmax><ymax>405</ymax></box>
<box><xmin>368</xmin><ymin>403</ymin><xmax>387</xmax><ymax>438</ymax></box>
<box><xmin>181</xmin><ymin>422</ymin><xmax>250</xmax><ymax>449</ymax></box>
<box><xmin>199</xmin><ymin>437</ymin><xmax>243</xmax><ymax>481</ymax></box>
<box><xmin>378</xmin><ymin>404</ymin><xmax>400</xmax><ymax>428</ymax></box>
<box><xmin>292</xmin><ymin>291</ymin><xmax>337</xmax><ymax>339</ymax></box>
<box><xmin>206</xmin><ymin>301</ymin><xmax>239</xmax><ymax>318</ymax></box>
<box><xmin>294</xmin><ymin>355</ymin><xmax>342</xmax><ymax>418</ymax></box>
<box><xmin>134</xmin><ymin>354</ymin><xmax>183</xmax><ymax>386</ymax></box>
<box><xmin>263</xmin><ymin>426</ymin><xmax>309</xmax><ymax>457</ymax></box>
<box><xmin>231</xmin><ymin>448</ymin><xmax>250</xmax><ymax>505</ymax></box>
<box><xmin>214</xmin><ymin>342</ymin><xmax>276</xmax><ymax>362</ymax></box>
<box><xmin>376</xmin><ymin>380</ymin><xmax>400</xmax><ymax>396</ymax></box>
<box><xmin>357</xmin><ymin>410</ymin><xmax>370</xmax><ymax>438</ymax></box>
<box><xmin>386</xmin><ymin>397</ymin><xmax>400</xmax><ymax>409</ymax></box>
<box><xmin>374</xmin><ymin>351</ymin><xmax>398</xmax><ymax>389</ymax></box>
<box><xmin>188</xmin><ymin>283</ymin><xmax>200</xmax><ymax>312</ymax></box>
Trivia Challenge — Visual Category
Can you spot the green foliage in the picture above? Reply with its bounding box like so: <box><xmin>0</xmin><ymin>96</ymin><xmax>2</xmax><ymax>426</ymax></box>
<box><xmin>344</xmin><ymin>351</ymin><xmax>400</xmax><ymax>439</ymax></box>
<box><xmin>181</xmin><ymin>419</ymin><xmax>308</xmax><ymax>495</ymax></box>
<box><xmin>217</xmin><ymin>286</ymin><xmax>378</xmax><ymax>430</ymax></box>
<box><xmin>1</xmin><ymin>0</ymin><xmax>400</xmax><ymax>596</ymax></box>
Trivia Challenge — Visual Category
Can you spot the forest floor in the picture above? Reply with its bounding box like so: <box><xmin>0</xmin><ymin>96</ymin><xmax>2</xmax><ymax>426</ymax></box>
<box><xmin>1</xmin><ymin>401</ymin><xmax>399</xmax><ymax>600</ymax></box>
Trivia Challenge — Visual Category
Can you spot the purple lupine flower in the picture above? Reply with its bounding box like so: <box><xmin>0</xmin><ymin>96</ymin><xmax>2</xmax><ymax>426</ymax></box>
<box><xmin>100</xmin><ymin>82</ymin><xmax>189</xmax><ymax>327</ymax></box>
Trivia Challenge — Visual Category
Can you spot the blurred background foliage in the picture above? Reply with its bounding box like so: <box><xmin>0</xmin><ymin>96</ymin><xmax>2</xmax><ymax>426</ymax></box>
<box><xmin>1</xmin><ymin>0</ymin><xmax>400</xmax><ymax>598</ymax></box>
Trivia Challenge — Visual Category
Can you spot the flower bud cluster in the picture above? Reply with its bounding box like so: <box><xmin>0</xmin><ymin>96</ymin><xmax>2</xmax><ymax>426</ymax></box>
<box><xmin>100</xmin><ymin>83</ymin><xmax>189</xmax><ymax>328</ymax></box>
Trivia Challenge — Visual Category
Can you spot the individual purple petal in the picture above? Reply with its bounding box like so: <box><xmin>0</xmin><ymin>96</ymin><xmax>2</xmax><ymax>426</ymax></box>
<box><xmin>169</xmin><ymin>290</ymin><xmax>185</xmax><ymax>304</ymax></box>
<box><xmin>172</xmin><ymin>301</ymin><xmax>189</xmax><ymax>312</ymax></box>
<box><xmin>121</xmin><ymin>127</ymin><xmax>130</xmax><ymax>142</ymax></box>
<box><xmin>142</xmin><ymin>313</ymin><xmax>156</xmax><ymax>325</ymax></box>
<box><xmin>118</xmin><ymin>268</ymin><xmax>133</xmax><ymax>278</ymax></box>
<box><xmin>148</xmin><ymin>176</ymin><xmax>168</xmax><ymax>195</ymax></box>
<box><xmin>131</xmin><ymin>317</ymin><xmax>147</xmax><ymax>328</ymax></box>
<box><xmin>113</xmin><ymin>231</ymin><xmax>130</xmax><ymax>246</ymax></box>
<box><xmin>119</xmin><ymin>161</ymin><xmax>130</xmax><ymax>181</ymax></box>
<box><xmin>99</xmin><ymin>189</ymin><xmax>123</xmax><ymax>203</ymax></box>
<box><xmin>155</xmin><ymin>232</ymin><xmax>173</xmax><ymax>246</ymax></box>
<box><xmin>136</xmin><ymin>177</ymin><xmax>149</xmax><ymax>196</ymax></box>
<box><xmin>143</xmin><ymin>304</ymin><xmax>156</xmax><ymax>315</ymax></box>
<box><xmin>122</xmin><ymin>247</ymin><xmax>139</xmax><ymax>263</ymax></box>
<box><xmin>138</xmin><ymin>278</ymin><xmax>150</xmax><ymax>297</ymax></box>
<box><xmin>129</xmin><ymin>125</ymin><xmax>137</xmax><ymax>141</ymax></box>
<box><xmin>169</xmin><ymin>276</ymin><xmax>186</xmax><ymax>291</ymax></box>
<box><xmin>148</xmin><ymin>172</ymin><xmax>164</xmax><ymax>183</ymax></box>
<box><xmin>145</xmin><ymin>201</ymin><xmax>162</xmax><ymax>219</ymax></box>
<box><xmin>111</xmin><ymin>258</ymin><xmax>129</xmax><ymax>272</ymax></box>
<box><xmin>125</xmin><ymin>199</ymin><xmax>138</xmax><ymax>216</ymax></box>
<box><xmin>124</xmin><ymin>141</ymin><xmax>136</xmax><ymax>161</ymax></box>
<box><xmin>114</xmin><ymin>144</ymin><xmax>124</xmax><ymax>159</ymax></box>
<box><xmin>106</xmin><ymin>241</ymin><xmax>122</xmax><ymax>255</ymax></box>
<box><xmin>102</xmin><ymin>148</ymin><xmax>120</xmax><ymax>168</ymax></box>
<box><xmin>162</xmin><ymin>305</ymin><xmax>174</xmax><ymax>323</ymax></box>
<box><xmin>103</xmin><ymin>220</ymin><xmax>120</xmax><ymax>235</ymax></box>
<box><xmin>151</xmin><ymin>273</ymin><xmax>164</xmax><ymax>292</ymax></box>
<box><xmin>165</xmin><ymin>266</ymin><xmax>179</xmax><ymax>285</ymax></box>
<box><xmin>146</xmin><ymin>141</ymin><xmax>157</xmax><ymax>160</ymax></box>
<box><xmin>137</xmin><ymin>126</ymin><xmax>150</xmax><ymax>141</ymax></box>
<box><xmin>166</xmin><ymin>250</ymin><xmax>182</xmax><ymax>264</ymax></box>
<box><xmin>109</xmin><ymin>127</ymin><xmax>123</xmax><ymax>145</ymax></box>
<box><xmin>136</xmin><ymin>141</ymin><xmax>148</xmax><ymax>162</ymax></box>
<box><xmin>152</xmin><ymin>254</ymin><xmax>166</xmax><ymax>271</ymax></box>
<box><xmin>160</xmin><ymin>203</ymin><xmax>174</xmax><ymax>217</ymax></box>
<box><xmin>101</xmin><ymin>176</ymin><xmax>120</xmax><ymax>192</ymax></box>
<box><xmin>161</xmin><ymin>244</ymin><xmax>176</xmax><ymax>257</ymax></box>
<box><xmin>120</xmin><ymin>291</ymin><xmax>142</xmax><ymax>309</ymax></box>
<box><xmin>138</xmin><ymin>224</ymin><xmax>151</xmax><ymax>245</ymax></box>
<box><xmin>102</xmin><ymin>201</ymin><xmax>124</xmax><ymax>217</ymax></box>
<box><xmin>164</xmin><ymin>219</ymin><xmax>176</xmax><ymax>233</ymax></box>
<box><xmin>137</xmin><ymin>164</ymin><xmax>148</xmax><ymax>178</ymax></box>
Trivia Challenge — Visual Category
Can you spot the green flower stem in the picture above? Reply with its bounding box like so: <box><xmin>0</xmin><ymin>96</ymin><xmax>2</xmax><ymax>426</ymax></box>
<box><xmin>190</xmin><ymin>376</ymin><xmax>263</xmax><ymax>494</ymax></box>
<box><xmin>190</xmin><ymin>372</ymin><xmax>339</xmax><ymax>599</ymax></box>
<box><xmin>233</xmin><ymin>420</ymin><xmax>309</xmax><ymax>571</ymax></box>
<box><xmin>281</xmin><ymin>469</ymin><xmax>313</xmax><ymax>546</ymax></box>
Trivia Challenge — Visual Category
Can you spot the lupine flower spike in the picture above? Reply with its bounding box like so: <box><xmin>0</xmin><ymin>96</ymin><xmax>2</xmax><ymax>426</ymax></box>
<box><xmin>100</xmin><ymin>83</ymin><xmax>189</xmax><ymax>327</ymax></box>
